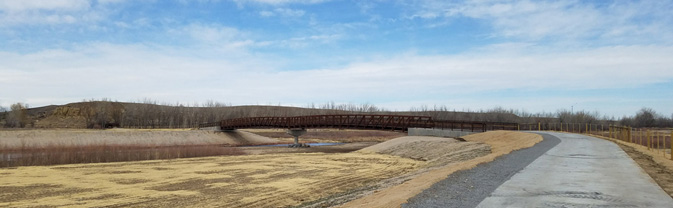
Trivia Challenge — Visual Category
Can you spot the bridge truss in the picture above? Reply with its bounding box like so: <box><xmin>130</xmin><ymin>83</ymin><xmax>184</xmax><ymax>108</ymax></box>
<box><xmin>199</xmin><ymin>114</ymin><xmax>518</xmax><ymax>132</ymax></box>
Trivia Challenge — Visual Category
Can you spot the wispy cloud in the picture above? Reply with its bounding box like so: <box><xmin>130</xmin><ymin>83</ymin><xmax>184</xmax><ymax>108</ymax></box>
<box><xmin>0</xmin><ymin>0</ymin><xmax>116</xmax><ymax>26</ymax></box>
<box><xmin>259</xmin><ymin>8</ymin><xmax>305</xmax><ymax>17</ymax></box>
<box><xmin>2</xmin><ymin>41</ymin><xmax>671</xmax><ymax>112</ymax></box>
<box><xmin>0</xmin><ymin>0</ymin><xmax>90</xmax><ymax>12</ymax></box>
<box><xmin>408</xmin><ymin>0</ymin><xmax>673</xmax><ymax>44</ymax></box>
<box><xmin>1</xmin><ymin>0</ymin><xmax>671</xmax><ymax>117</ymax></box>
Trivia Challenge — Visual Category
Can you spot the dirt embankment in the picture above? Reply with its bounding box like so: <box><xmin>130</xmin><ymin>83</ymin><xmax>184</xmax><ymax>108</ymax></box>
<box><xmin>359</xmin><ymin>136</ymin><xmax>491</xmax><ymax>168</ymax></box>
<box><xmin>338</xmin><ymin>131</ymin><xmax>542</xmax><ymax>208</ymax></box>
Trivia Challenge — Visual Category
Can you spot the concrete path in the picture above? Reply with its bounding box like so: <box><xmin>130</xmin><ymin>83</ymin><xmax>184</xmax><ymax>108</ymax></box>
<box><xmin>403</xmin><ymin>132</ymin><xmax>561</xmax><ymax>208</ymax></box>
<box><xmin>477</xmin><ymin>132</ymin><xmax>673</xmax><ymax>207</ymax></box>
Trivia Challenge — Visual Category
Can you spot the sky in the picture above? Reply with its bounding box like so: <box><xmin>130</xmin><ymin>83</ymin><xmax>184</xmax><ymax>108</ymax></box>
<box><xmin>0</xmin><ymin>0</ymin><xmax>672</xmax><ymax>118</ymax></box>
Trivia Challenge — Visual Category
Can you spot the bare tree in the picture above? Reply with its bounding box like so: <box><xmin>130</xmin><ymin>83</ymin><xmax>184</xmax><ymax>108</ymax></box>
<box><xmin>6</xmin><ymin>103</ymin><xmax>29</xmax><ymax>128</ymax></box>
<box><xmin>634</xmin><ymin>108</ymin><xmax>657</xmax><ymax>127</ymax></box>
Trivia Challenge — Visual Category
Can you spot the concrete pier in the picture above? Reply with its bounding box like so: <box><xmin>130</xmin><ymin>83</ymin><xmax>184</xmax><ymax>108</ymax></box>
<box><xmin>286</xmin><ymin>128</ymin><xmax>309</xmax><ymax>148</ymax></box>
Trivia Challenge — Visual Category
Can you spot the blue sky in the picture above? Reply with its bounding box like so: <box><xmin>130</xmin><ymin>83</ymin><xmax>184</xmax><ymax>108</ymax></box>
<box><xmin>1</xmin><ymin>0</ymin><xmax>672</xmax><ymax>118</ymax></box>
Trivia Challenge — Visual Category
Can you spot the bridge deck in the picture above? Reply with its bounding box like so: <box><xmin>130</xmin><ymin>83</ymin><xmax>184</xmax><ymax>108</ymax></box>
<box><xmin>199</xmin><ymin>114</ymin><xmax>517</xmax><ymax>132</ymax></box>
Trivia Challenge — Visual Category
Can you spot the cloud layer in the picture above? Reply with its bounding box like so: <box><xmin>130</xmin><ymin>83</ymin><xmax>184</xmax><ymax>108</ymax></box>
<box><xmin>1</xmin><ymin>0</ymin><xmax>672</xmax><ymax>117</ymax></box>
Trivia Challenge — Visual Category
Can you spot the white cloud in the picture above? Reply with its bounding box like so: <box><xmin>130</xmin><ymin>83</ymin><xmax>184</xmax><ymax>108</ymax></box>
<box><xmin>0</xmin><ymin>0</ymin><xmax>113</xmax><ymax>26</ymax></box>
<box><xmin>409</xmin><ymin>0</ymin><xmax>673</xmax><ymax>43</ymax></box>
<box><xmin>3</xmin><ymin>41</ymin><xmax>670</xmax><ymax>114</ymax></box>
<box><xmin>0</xmin><ymin>0</ymin><xmax>90</xmax><ymax>12</ymax></box>
<box><xmin>184</xmin><ymin>24</ymin><xmax>243</xmax><ymax>42</ymax></box>
<box><xmin>258</xmin><ymin>8</ymin><xmax>305</xmax><ymax>17</ymax></box>
<box><xmin>274</xmin><ymin>8</ymin><xmax>304</xmax><ymax>17</ymax></box>
<box><xmin>259</xmin><ymin>10</ymin><xmax>274</xmax><ymax>17</ymax></box>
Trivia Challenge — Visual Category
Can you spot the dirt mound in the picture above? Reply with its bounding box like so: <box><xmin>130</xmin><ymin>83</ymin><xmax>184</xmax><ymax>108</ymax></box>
<box><xmin>339</xmin><ymin>131</ymin><xmax>542</xmax><ymax>208</ymax></box>
<box><xmin>359</xmin><ymin>136</ymin><xmax>491</xmax><ymax>167</ymax></box>
<box><xmin>0</xmin><ymin>129</ymin><xmax>278</xmax><ymax>148</ymax></box>
<box><xmin>221</xmin><ymin>130</ymin><xmax>279</xmax><ymax>145</ymax></box>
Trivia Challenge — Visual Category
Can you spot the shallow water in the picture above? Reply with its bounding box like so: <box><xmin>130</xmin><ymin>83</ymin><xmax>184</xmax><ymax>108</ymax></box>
<box><xmin>243</xmin><ymin>142</ymin><xmax>345</xmax><ymax>147</ymax></box>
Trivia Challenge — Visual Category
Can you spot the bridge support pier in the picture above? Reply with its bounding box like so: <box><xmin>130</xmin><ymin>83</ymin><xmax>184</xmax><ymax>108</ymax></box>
<box><xmin>286</xmin><ymin>128</ymin><xmax>309</xmax><ymax>148</ymax></box>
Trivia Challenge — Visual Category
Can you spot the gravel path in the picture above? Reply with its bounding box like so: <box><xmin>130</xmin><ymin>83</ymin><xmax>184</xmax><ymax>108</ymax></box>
<box><xmin>402</xmin><ymin>132</ymin><xmax>561</xmax><ymax>208</ymax></box>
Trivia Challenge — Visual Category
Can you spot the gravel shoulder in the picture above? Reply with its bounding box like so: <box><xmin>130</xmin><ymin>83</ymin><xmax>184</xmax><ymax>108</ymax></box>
<box><xmin>402</xmin><ymin>132</ymin><xmax>560</xmax><ymax>208</ymax></box>
<box><xmin>338</xmin><ymin>131</ymin><xmax>543</xmax><ymax>208</ymax></box>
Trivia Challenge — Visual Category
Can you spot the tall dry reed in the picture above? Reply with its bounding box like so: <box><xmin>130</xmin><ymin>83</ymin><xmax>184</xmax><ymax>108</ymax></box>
<box><xmin>1</xmin><ymin>144</ymin><xmax>244</xmax><ymax>168</ymax></box>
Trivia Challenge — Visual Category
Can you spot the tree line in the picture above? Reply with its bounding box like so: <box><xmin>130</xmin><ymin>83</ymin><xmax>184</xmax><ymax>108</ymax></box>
<box><xmin>1</xmin><ymin>100</ymin><xmax>672</xmax><ymax>129</ymax></box>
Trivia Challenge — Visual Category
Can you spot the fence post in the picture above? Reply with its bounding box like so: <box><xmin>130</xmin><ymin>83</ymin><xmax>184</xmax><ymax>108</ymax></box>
<box><xmin>647</xmin><ymin>130</ymin><xmax>651</xmax><ymax>150</ymax></box>
<box><xmin>640</xmin><ymin>129</ymin><xmax>643</xmax><ymax>146</ymax></box>
<box><xmin>670</xmin><ymin>131</ymin><xmax>672</xmax><ymax>160</ymax></box>
<box><xmin>609</xmin><ymin>126</ymin><xmax>613</xmax><ymax>138</ymax></box>
<box><xmin>628</xmin><ymin>127</ymin><xmax>632</xmax><ymax>143</ymax></box>
<box><xmin>538</xmin><ymin>122</ymin><xmax>541</xmax><ymax>131</ymax></box>
<box><xmin>662</xmin><ymin>131</ymin><xmax>666</xmax><ymax>157</ymax></box>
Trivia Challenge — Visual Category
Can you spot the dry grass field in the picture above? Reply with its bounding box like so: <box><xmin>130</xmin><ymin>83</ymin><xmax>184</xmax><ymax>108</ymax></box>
<box><xmin>0</xmin><ymin>129</ymin><xmax>276</xmax><ymax>167</ymax></box>
<box><xmin>0</xmin><ymin>129</ymin><xmax>276</xmax><ymax>149</ymax></box>
<box><xmin>0</xmin><ymin>152</ymin><xmax>422</xmax><ymax>207</ymax></box>
<box><xmin>0</xmin><ymin>130</ymin><xmax>541</xmax><ymax>208</ymax></box>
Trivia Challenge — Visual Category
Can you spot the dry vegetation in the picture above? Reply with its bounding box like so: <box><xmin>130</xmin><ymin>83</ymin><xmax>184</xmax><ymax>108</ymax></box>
<box><xmin>0</xmin><ymin>129</ymin><xmax>277</xmax><ymax>167</ymax></box>
<box><xmin>0</xmin><ymin>152</ymin><xmax>422</xmax><ymax>207</ymax></box>
<box><xmin>0</xmin><ymin>129</ymin><xmax>275</xmax><ymax>149</ymax></box>
<box><xmin>0</xmin><ymin>130</ymin><xmax>542</xmax><ymax>208</ymax></box>
<box><xmin>245</xmin><ymin>128</ymin><xmax>406</xmax><ymax>143</ymax></box>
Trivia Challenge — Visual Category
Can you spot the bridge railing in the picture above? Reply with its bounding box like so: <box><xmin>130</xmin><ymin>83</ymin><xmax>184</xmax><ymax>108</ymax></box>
<box><xmin>201</xmin><ymin>114</ymin><xmax>518</xmax><ymax>132</ymax></box>
<box><xmin>219</xmin><ymin>114</ymin><xmax>434</xmax><ymax>131</ymax></box>
<box><xmin>434</xmin><ymin>120</ymin><xmax>518</xmax><ymax>132</ymax></box>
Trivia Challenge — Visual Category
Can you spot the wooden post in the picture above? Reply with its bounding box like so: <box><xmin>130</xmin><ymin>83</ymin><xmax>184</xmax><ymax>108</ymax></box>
<box><xmin>640</xmin><ymin>129</ymin><xmax>643</xmax><ymax>146</ymax></box>
<box><xmin>657</xmin><ymin>131</ymin><xmax>660</xmax><ymax>153</ymax></box>
<box><xmin>647</xmin><ymin>130</ymin><xmax>651</xmax><ymax>150</ymax></box>
<box><xmin>670</xmin><ymin>131</ymin><xmax>673</xmax><ymax>160</ymax></box>
<box><xmin>628</xmin><ymin>127</ymin><xmax>632</xmax><ymax>143</ymax></box>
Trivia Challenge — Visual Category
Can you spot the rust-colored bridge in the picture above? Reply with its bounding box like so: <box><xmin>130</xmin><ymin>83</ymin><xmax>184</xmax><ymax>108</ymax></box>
<box><xmin>199</xmin><ymin>114</ymin><xmax>517</xmax><ymax>132</ymax></box>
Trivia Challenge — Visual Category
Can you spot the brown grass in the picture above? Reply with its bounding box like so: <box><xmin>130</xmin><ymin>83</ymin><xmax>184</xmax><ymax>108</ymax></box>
<box><xmin>246</xmin><ymin>129</ymin><xmax>406</xmax><ymax>143</ymax></box>
<box><xmin>0</xmin><ymin>152</ymin><xmax>421</xmax><ymax>207</ymax></box>
<box><xmin>0</xmin><ymin>129</ymin><xmax>276</xmax><ymax>149</ymax></box>
<box><xmin>1</xmin><ymin>144</ymin><xmax>244</xmax><ymax>167</ymax></box>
